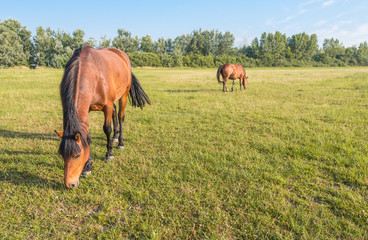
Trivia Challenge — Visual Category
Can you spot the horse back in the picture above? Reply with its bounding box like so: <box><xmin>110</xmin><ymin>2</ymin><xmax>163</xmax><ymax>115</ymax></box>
<box><xmin>222</xmin><ymin>63</ymin><xmax>244</xmax><ymax>79</ymax></box>
<box><xmin>78</xmin><ymin>47</ymin><xmax>132</xmax><ymax>106</ymax></box>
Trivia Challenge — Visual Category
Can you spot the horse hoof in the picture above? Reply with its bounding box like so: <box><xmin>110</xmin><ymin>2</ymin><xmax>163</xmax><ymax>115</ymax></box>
<box><xmin>81</xmin><ymin>171</ymin><xmax>91</xmax><ymax>177</ymax></box>
<box><xmin>105</xmin><ymin>155</ymin><xmax>115</xmax><ymax>161</ymax></box>
<box><xmin>112</xmin><ymin>138</ymin><xmax>119</xmax><ymax>143</ymax></box>
<box><xmin>117</xmin><ymin>145</ymin><xmax>125</xmax><ymax>150</ymax></box>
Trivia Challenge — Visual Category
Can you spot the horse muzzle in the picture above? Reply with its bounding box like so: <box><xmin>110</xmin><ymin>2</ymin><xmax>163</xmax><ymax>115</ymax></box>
<box><xmin>65</xmin><ymin>178</ymin><xmax>80</xmax><ymax>189</ymax></box>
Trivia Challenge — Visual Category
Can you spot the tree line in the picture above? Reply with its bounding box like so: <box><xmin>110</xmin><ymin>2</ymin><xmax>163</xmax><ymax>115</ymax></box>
<box><xmin>1</xmin><ymin>18</ymin><xmax>368</xmax><ymax>68</ymax></box>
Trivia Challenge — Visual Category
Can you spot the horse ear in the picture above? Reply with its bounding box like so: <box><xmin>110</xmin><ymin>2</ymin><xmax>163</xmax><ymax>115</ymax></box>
<box><xmin>54</xmin><ymin>130</ymin><xmax>64</xmax><ymax>138</ymax></box>
<box><xmin>74</xmin><ymin>132</ymin><xmax>82</xmax><ymax>142</ymax></box>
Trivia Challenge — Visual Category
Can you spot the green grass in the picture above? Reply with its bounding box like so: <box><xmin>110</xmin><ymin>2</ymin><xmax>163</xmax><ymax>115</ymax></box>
<box><xmin>0</xmin><ymin>67</ymin><xmax>368</xmax><ymax>239</ymax></box>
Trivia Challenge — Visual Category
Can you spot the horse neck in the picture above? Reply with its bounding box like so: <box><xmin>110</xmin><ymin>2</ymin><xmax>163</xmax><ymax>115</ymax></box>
<box><xmin>74</xmin><ymin>76</ymin><xmax>91</xmax><ymax>135</ymax></box>
<box><xmin>76</xmin><ymin>102</ymin><xmax>89</xmax><ymax>137</ymax></box>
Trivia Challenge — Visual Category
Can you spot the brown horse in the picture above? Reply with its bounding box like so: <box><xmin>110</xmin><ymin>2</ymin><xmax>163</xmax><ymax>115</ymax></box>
<box><xmin>55</xmin><ymin>46</ymin><xmax>150</xmax><ymax>189</ymax></box>
<box><xmin>216</xmin><ymin>63</ymin><xmax>248</xmax><ymax>92</ymax></box>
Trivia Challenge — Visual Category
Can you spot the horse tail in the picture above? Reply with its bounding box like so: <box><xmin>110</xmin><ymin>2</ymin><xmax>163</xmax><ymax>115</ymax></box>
<box><xmin>129</xmin><ymin>73</ymin><xmax>151</xmax><ymax>109</ymax></box>
<box><xmin>216</xmin><ymin>65</ymin><xmax>223</xmax><ymax>84</ymax></box>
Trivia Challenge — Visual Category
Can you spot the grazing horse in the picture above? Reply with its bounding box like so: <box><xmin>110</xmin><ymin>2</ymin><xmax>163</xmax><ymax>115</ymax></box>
<box><xmin>55</xmin><ymin>46</ymin><xmax>150</xmax><ymax>189</ymax></box>
<box><xmin>216</xmin><ymin>63</ymin><xmax>248</xmax><ymax>92</ymax></box>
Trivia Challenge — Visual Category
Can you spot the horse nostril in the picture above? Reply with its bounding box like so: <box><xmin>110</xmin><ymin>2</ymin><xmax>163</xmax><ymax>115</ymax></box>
<box><xmin>65</xmin><ymin>179</ymin><xmax>79</xmax><ymax>189</ymax></box>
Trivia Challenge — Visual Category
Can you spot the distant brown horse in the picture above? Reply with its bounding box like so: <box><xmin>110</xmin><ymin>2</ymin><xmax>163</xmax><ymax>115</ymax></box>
<box><xmin>55</xmin><ymin>46</ymin><xmax>150</xmax><ymax>189</ymax></box>
<box><xmin>216</xmin><ymin>63</ymin><xmax>248</xmax><ymax>92</ymax></box>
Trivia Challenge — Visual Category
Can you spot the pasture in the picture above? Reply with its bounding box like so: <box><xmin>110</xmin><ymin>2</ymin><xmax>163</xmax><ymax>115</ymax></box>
<box><xmin>0</xmin><ymin>67</ymin><xmax>367</xmax><ymax>239</ymax></box>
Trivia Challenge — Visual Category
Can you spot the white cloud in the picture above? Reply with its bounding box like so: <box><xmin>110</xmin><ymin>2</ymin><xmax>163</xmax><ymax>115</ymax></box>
<box><xmin>322</xmin><ymin>0</ymin><xmax>335</xmax><ymax>7</ymax></box>
<box><xmin>339</xmin><ymin>20</ymin><xmax>352</xmax><ymax>24</ymax></box>
<box><xmin>283</xmin><ymin>16</ymin><xmax>295</xmax><ymax>23</ymax></box>
<box><xmin>314</xmin><ymin>20</ymin><xmax>327</xmax><ymax>27</ymax></box>
<box><xmin>316</xmin><ymin>22</ymin><xmax>368</xmax><ymax>46</ymax></box>
<box><xmin>265</xmin><ymin>19</ymin><xmax>273</xmax><ymax>26</ymax></box>
<box><xmin>278</xmin><ymin>10</ymin><xmax>307</xmax><ymax>25</ymax></box>
<box><xmin>352</xmin><ymin>23</ymin><xmax>368</xmax><ymax>44</ymax></box>
<box><xmin>299</xmin><ymin>0</ymin><xmax>321</xmax><ymax>8</ymax></box>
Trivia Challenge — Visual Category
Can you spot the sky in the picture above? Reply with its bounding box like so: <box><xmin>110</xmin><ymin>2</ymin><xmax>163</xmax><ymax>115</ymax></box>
<box><xmin>1</xmin><ymin>0</ymin><xmax>367</xmax><ymax>48</ymax></box>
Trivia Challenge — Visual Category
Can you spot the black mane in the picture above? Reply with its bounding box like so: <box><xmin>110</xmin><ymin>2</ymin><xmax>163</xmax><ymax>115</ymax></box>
<box><xmin>58</xmin><ymin>47</ymin><xmax>88</xmax><ymax>158</ymax></box>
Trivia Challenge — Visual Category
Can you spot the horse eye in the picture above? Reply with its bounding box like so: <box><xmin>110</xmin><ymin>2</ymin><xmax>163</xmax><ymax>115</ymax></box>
<box><xmin>75</xmin><ymin>154</ymin><xmax>81</xmax><ymax>159</ymax></box>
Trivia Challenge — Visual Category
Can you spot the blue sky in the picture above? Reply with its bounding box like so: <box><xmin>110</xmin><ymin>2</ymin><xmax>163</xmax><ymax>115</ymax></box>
<box><xmin>1</xmin><ymin>0</ymin><xmax>367</xmax><ymax>47</ymax></box>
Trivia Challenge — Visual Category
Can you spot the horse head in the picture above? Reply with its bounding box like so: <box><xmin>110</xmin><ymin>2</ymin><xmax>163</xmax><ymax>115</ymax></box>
<box><xmin>55</xmin><ymin>130</ymin><xmax>90</xmax><ymax>189</ymax></box>
<box><xmin>243</xmin><ymin>75</ymin><xmax>249</xmax><ymax>90</ymax></box>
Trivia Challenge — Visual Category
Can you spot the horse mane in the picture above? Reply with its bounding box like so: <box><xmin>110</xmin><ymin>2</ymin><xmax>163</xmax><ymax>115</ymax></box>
<box><xmin>58</xmin><ymin>47</ymin><xmax>89</xmax><ymax>158</ymax></box>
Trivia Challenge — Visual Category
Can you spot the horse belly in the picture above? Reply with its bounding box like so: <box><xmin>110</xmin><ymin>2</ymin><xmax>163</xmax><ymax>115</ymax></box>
<box><xmin>89</xmin><ymin>104</ymin><xmax>104</xmax><ymax>112</ymax></box>
<box><xmin>229</xmin><ymin>73</ymin><xmax>237</xmax><ymax>79</ymax></box>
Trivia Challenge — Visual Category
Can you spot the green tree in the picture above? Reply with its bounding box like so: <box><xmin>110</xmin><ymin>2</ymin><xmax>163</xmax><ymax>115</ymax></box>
<box><xmin>259</xmin><ymin>32</ymin><xmax>273</xmax><ymax>66</ymax></box>
<box><xmin>51</xmin><ymin>37</ymin><xmax>73</xmax><ymax>68</ymax></box>
<box><xmin>33</xmin><ymin>28</ymin><xmax>86</xmax><ymax>68</ymax></box>
<box><xmin>323</xmin><ymin>38</ymin><xmax>345</xmax><ymax>58</ymax></box>
<box><xmin>112</xmin><ymin>29</ymin><xmax>139</xmax><ymax>53</ymax></box>
<box><xmin>140</xmin><ymin>35</ymin><xmax>154</xmax><ymax>52</ymax></box>
<box><xmin>288</xmin><ymin>32</ymin><xmax>318</xmax><ymax>63</ymax></box>
<box><xmin>154</xmin><ymin>37</ymin><xmax>166</xmax><ymax>54</ymax></box>
<box><xmin>215</xmin><ymin>31</ymin><xmax>235</xmax><ymax>55</ymax></box>
<box><xmin>272</xmin><ymin>31</ymin><xmax>288</xmax><ymax>65</ymax></box>
<box><xmin>33</xmin><ymin>27</ymin><xmax>55</xmax><ymax>66</ymax></box>
<box><xmin>165</xmin><ymin>38</ymin><xmax>174</xmax><ymax>54</ymax></box>
<box><xmin>0</xmin><ymin>25</ymin><xmax>26</xmax><ymax>67</ymax></box>
<box><xmin>84</xmin><ymin>37</ymin><xmax>97</xmax><ymax>48</ymax></box>
<box><xmin>70</xmin><ymin>29</ymin><xmax>86</xmax><ymax>49</ymax></box>
<box><xmin>357</xmin><ymin>42</ymin><xmax>368</xmax><ymax>65</ymax></box>
<box><xmin>99</xmin><ymin>36</ymin><xmax>111</xmax><ymax>48</ymax></box>
<box><xmin>248</xmin><ymin>37</ymin><xmax>260</xmax><ymax>59</ymax></box>
<box><xmin>0</xmin><ymin>18</ymin><xmax>31</xmax><ymax>66</ymax></box>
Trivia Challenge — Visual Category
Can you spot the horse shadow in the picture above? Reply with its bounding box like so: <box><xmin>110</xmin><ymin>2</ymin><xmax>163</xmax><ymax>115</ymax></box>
<box><xmin>0</xmin><ymin>168</ymin><xmax>64</xmax><ymax>189</ymax></box>
<box><xmin>0</xmin><ymin>128</ymin><xmax>65</xmax><ymax>189</ymax></box>
<box><xmin>0</xmin><ymin>151</ymin><xmax>64</xmax><ymax>189</ymax></box>
<box><xmin>158</xmin><ymin>89</ymin><xmax>219</xmax><ymax>93</ymax></box>
<box><xmin>0</xmin><ymin>128</ymin><xmax>59</xmax><ymax>141</ymax></box>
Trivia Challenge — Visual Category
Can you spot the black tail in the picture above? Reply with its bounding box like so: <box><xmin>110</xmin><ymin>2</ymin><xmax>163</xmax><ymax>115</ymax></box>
<box><xmin>129</xmin><ymin>73</ymin><xmax>151</xmax><ymax>109</ymax></box>
<box><xmin>216</xmin><ymin>65</ymin><xmax>223</xmax><ymax>84</ymax></box>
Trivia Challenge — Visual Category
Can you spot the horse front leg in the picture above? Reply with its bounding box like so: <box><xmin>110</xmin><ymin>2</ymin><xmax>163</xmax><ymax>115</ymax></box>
<box><xmin>81</xmin><ymin>132</ymin><xmax>92</xmax><ymax>176</ymax></box>
<box><xmin>81</xmin><ymin>155</ymin><xmax>92</xmax><ymax>176</ymax></box>
<box><xmin>232</xmin><ymin>79</ymin><xmax>235</xmax><ymax>92</ymax></box>
<box><xmin>103</xmin><ymin>104</ymin><xmax>114</xmax><ymax>161</ymax></box>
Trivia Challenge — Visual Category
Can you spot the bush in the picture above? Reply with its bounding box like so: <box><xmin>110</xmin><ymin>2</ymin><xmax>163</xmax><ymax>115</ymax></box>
<box><xmin>127</xmin><ymin>52</ymin><xmax>161</xmax><ymax>67</ymax></box>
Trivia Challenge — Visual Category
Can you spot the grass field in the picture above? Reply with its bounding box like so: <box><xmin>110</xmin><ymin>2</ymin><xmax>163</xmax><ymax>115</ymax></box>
<box><xmin>0</xmin><ymin>67</ymin><xmax>368</xmax><ymax>239</ymax></box>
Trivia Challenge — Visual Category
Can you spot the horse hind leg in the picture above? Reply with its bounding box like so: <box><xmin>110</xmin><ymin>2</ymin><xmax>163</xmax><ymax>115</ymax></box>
<box><xmin>231</xmin><ymin>79</ymin><xmax>235</xmax><ymax>92</ymax></box>
<box><xmin>103</xmin><ymin>104</ymin><xmax>114</xmax><ymax>161</ymax></box>
<box><xmin>112</xmin><ymin>103</ymin><xmax>119</xmax><ymax>143</ymax></box>
<box><xmin>223</xmin><ymin>77</ymin><xmax>229</xmax><ymax>92</ymax></box>
<box><xmin>117</xmin><ymin>94</ymin><xmax>128</xmax><ymax>150</ymax></box>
